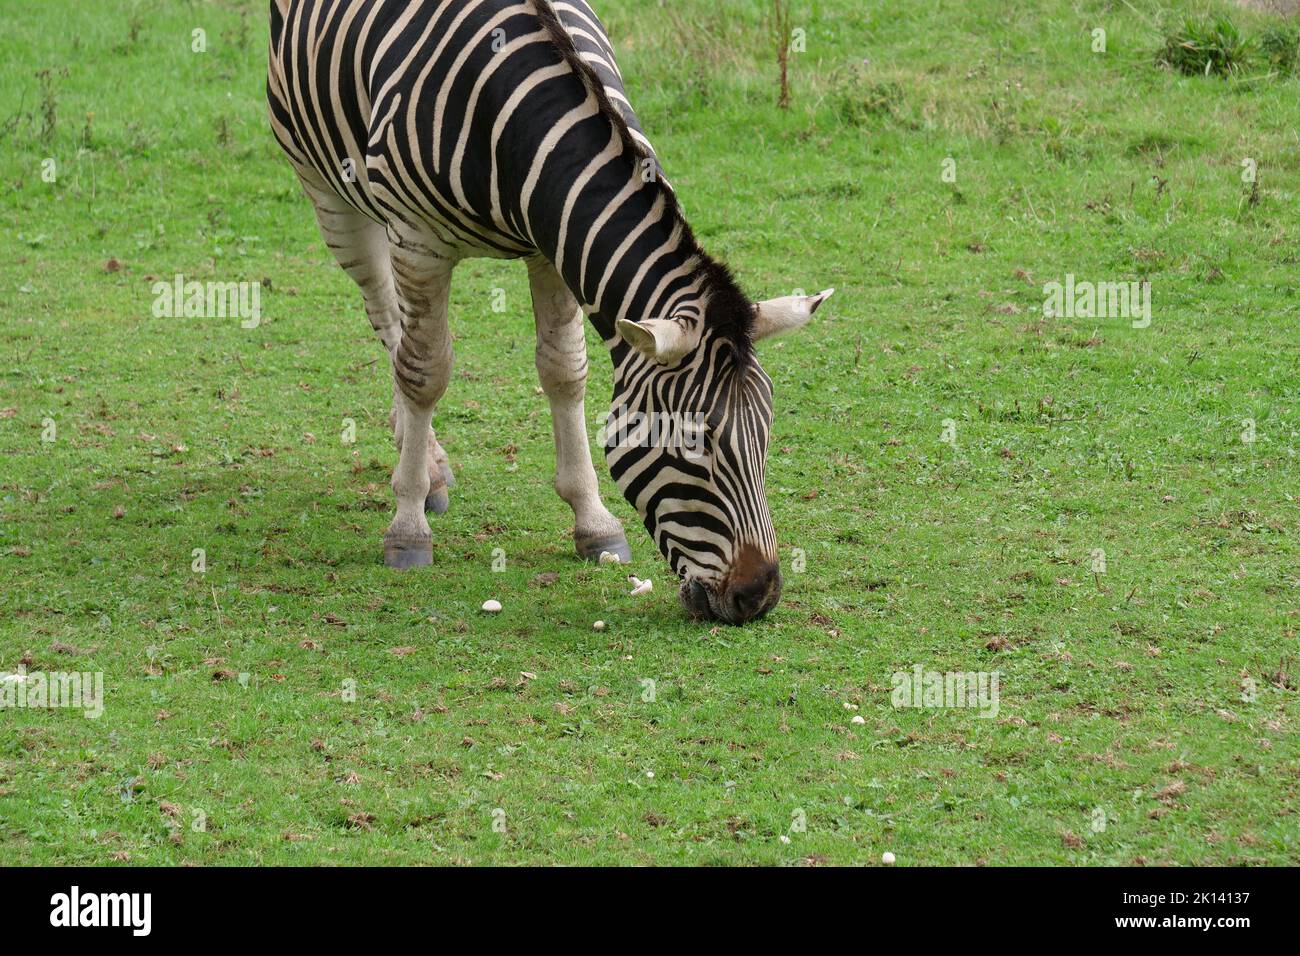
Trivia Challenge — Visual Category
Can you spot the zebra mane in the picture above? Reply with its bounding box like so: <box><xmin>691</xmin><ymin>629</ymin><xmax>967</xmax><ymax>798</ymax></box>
<box><xmin>531</xmin><ymin>0</ymin><xmax>756</xmax><ymax>356</ymax></box>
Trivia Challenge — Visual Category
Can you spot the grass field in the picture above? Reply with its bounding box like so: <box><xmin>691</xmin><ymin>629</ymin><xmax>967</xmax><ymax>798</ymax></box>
<box><xmin>1</xmin><ymin>0</ymin><xmax>1297</xmax><ymax>865</ymax></box>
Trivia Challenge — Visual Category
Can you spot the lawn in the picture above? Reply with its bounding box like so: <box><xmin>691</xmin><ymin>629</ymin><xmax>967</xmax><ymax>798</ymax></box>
<box><xmin>0</xmin><ymin>0</ymin><xmax>1296</xmax><ymax>865</ymax></box>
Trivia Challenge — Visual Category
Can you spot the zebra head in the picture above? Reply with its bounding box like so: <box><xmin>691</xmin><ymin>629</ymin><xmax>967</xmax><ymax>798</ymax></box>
<box><xmin>605</xmin><ymin>284</ymin><xmax>833</xmax><ymax>624</ymax></box>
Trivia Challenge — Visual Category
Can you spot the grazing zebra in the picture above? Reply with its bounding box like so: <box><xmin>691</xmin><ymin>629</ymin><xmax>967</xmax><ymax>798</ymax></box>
<box><xmin>267</xmin><ymin>0</ymin><xmax>831</xmax><ymax>623</ymax></box>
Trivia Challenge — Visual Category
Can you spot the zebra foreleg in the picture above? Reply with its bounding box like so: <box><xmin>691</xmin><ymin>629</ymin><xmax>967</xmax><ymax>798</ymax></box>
<box><xmin>527</xmin><ymin>257</ymin><xmax>631</xmax><ymax>563</ymax></box>
<box><xmin>382</xmin><ymin>232</ymin><xmax>456</xmax><ymax>569</ymax></box>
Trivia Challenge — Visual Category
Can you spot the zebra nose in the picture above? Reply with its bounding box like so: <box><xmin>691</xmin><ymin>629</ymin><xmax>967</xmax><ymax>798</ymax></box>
<box><xmin>725</xmin><ymin>561</ymin><xmax>782</xmax><ymax>623</ymax></box>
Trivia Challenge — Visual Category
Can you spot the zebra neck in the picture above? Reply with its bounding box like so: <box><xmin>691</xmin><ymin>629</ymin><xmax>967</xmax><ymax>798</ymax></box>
<box><xmin>526</xmin><ymin>148</ymin><xmax>703</xmax><ymax>343</ymax></box>
<box><xmin>586</xmin><ymin>238</ymin><xmax>706</xmax><ymax>345</ymax></box>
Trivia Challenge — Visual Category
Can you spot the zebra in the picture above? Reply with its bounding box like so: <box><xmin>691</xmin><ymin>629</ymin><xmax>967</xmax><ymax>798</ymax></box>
<box><xmin>267</xmin><ymin>0</ymin><xmax>832</xmax><ymax>623</ymax></box>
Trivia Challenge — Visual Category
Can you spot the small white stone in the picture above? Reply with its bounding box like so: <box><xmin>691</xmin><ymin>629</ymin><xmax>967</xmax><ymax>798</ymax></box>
<box><xmin>593</xmin><ymin>620</ymin><xmax>606</xmax><ymax>632</ymax></box>
<box><xmin>645</xmin><ymin>770</ymin><xmax>655</xmax><ymax>779</ymax></box>
<box><xmin>851</xmin><ymin>715</ymin><xmax>866</xmax><ymax>725</ymax></box>
<box><xmin>598</xmin><ymin>551</ymin><xmax>621</xmax><ymax>565</ymax></box>
<box><xmin>881</xmin><ymin>851</ymin><xmax>896</xmax><ymax>865</ymax></box>
<box><xmin>481</xmin><ymin>599</ymin><xmax>502</xmax><ymax>613</ymax></box>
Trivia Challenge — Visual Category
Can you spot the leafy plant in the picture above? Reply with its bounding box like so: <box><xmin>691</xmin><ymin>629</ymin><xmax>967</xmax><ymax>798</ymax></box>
<box><xmin>34</xmin><ymin>66</ymin><xmax>69</xmax><ymax>142</ymax></box>
<box><xmin>1157</xmin><ymin>15</ymin><xmax>1252</xmax><ymax>77</ymax></box>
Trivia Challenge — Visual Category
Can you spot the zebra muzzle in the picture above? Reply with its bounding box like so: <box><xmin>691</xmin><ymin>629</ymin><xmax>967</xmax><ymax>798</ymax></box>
<box><xmin>681</xmin><ymin>558</ymin><xmax>782</xmax><ymax>624</ymax></box>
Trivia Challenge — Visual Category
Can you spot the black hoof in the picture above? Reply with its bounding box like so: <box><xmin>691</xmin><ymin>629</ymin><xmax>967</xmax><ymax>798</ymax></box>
<box><xmin>576</xmin><ymin>534</ymin><xmax>631</xmax><ymax>564</ymax></box>
<box><xmin>424</xmin><ymin>483</ymin><xmax>450</xmax><ymax>515</ymax></box>
<box><xmin>384</xmin><ymin>536</ymin><xmax>432</xmax><ymax>569</ymax></box>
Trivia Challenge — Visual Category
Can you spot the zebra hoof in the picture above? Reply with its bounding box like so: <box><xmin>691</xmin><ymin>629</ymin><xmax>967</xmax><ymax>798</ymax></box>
<box><xmin>576</xmin><ymin>534</ymin><xmax>631</xmax><ymax>564</ymax></box>
<box><xmin>384</xmin><ymin>536</ymin><xmax>432</xmax><ymax>569</ymax></box>
<box><xmin>424</xmin><ymin>484</ymin><xmax>450</xmax><ymax>515</ymax></box>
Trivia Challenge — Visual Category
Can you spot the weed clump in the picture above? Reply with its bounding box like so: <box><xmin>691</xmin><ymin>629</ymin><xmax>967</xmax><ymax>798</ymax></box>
<box><xmin>1259</xmin><ymin>25</ymin><xmax>1300</xmax><ymax>75</ymax></box>
<box><xmin>1157</xmin><ymin>15</ymin><xmax>1251</xmax><ymax>77</ymax></box>
<box><xmin>830</xmin><ymin>67</ymin><xmax>907</xmax><ymax>127</ymax></box>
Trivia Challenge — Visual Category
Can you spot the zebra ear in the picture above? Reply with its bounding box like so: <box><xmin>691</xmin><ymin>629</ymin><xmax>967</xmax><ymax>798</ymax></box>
<box><xmin>751</xmin><ymin>288</ymin><xmax>834</xmax><ymax>341</ymax></box>
<box><xmin>616</xmin><ymin>316</ymin><xmax>701</xmax><ymax>365</ymax></box>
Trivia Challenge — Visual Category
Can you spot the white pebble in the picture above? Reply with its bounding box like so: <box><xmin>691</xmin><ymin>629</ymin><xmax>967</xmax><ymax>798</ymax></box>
<box><xmin>592</xmin><ymin>620</ymin><xmax>606</xmax><ymax>632</ymax></box>
<box><xmin>881</xmin><ymin>851</ymin><xmax>896</xmax><ymax>865</ymax></box>
<box><xmin>645</xmin><ymin>770</ymin><xmax>655</xmax><ymax>779</ymax></box>
<box><xmin>598</xmin><ymin>551</ymin><xmax>622</xmax><ymax>565</ymax></box>
<box><xmin>481</xmin><ymin>599</ymin><xmax>502</xmax><ymax>613</ymax></box>
<box><xmin>851</xmin><ymin>715</ymin><xmax>866</xmax><ymax>725</ymax></box>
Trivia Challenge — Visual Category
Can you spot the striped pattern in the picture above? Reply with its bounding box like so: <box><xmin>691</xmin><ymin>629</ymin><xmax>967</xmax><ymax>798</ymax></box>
<box><xmin>606</xmin><ymin>340</ymin><xmax>776</xmax><ymax>573</ymax></box>
<box><xmin>268</xmin><ymin>0</ymin><xmax>786</xmax><ymax>621</ymax></box>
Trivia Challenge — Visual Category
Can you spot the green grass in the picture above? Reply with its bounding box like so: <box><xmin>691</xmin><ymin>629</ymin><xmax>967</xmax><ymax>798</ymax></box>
<box><xmin>1</xmin><ymin>0</ymin><xmax>1297</xmax><ymax>865</ymax></box>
